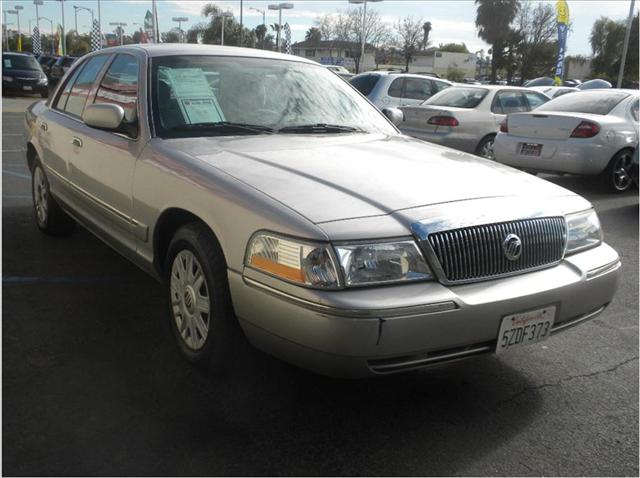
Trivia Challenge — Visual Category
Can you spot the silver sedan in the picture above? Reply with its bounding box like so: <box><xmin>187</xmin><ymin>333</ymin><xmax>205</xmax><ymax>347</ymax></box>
<box><xmin>398</xmin><ymin>85</ymin><xmax>550</xmax><ymax>159</ymax></box>
<box><xmin>24</xmin><ymin>44</ymin><xmax>620</xmax><ymax>378</ymax></box>
<box><xmin>494</xmin><ymin>89</ymin><xmax>639</xmax><ymax>192</ymax></box>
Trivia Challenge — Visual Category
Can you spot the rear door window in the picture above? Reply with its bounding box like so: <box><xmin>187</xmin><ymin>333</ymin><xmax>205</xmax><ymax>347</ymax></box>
<box><xmin>387</xmin><ymin>78</ymin><xmax>404</xmax><ymax>98</ymax></box>
<box><xmin>492</xmin><ymin>91</ymin><xmax>528</xmax><ymax>114</ymax></box>
<box><xmin>404</xmin><ymin>78</ymin><xmax>434</xmax><ymax>101</ymax></box>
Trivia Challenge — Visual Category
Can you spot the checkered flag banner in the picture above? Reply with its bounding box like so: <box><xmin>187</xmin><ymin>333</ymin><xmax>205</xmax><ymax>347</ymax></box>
<box><xmin>32</xmin><ymin>26</ymin><xmax>41</xmax><ymax>55</ymax></box>
<box><xmin>283</xmin><ymin>23</ymin><xmax>291</xmax><ymax>54</ymax></box>
<box><xmin>90</xmin><ymin>19</ymin><xmax>101</xmax><ymax>51</ymax></box>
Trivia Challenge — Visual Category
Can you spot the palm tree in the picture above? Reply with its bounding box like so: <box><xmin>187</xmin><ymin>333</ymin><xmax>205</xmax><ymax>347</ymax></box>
<box><xmin>255</xmin><ymin>24</ymin><xmax>267</xmax><ymax>49</ymax></box>
<box><xmin>305</xmin><ymin>27</ymin><xmax>322</xmax><ymax>45</ymax></box>
<box><xmin>475</xmin><ymin>0</ymin><xmax>520</xmax><ymax>83</ymax></box>
<box><xmin>422</xmin><ymin>21</ymin><xmax>432</xmax><ymax>51</ymax></box>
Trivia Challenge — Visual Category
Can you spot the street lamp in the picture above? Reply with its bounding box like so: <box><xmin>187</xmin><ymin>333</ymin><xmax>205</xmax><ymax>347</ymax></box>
<box><xmin>73</xmin><ymin>6</ymin><xmax>94</xmax><ymax>36</ymax></box>
<box><xmin>250</xmin><ymin>7</ymin><xmax>266</xmax><ymax>48</ymax></box>
<box><xmin>38</xmin><ymin>16</ymin><xmax>54</xmax><ymax>53</ymax></box>
<box><xmin>171</xmin><ymin>16</ymin><xmax>188</xmax><ymax>43</ymax></box>
<box><xmin>268</xmin><ymin>3</ymin><xmax>293</xmax><ymax>52</ymax></box>
<box><xmin>14</xmin><ymin>5</ymin><xmax>23</xmax><ymax>51</ymax></box>
<box><xmin>348</xmin><ymin>0</ymin><xmax>382</xmax><ymax>73</ymax></box>
<box><xmin>218</xmin><ymin>11</ymin><xmax>233</xmax><ymax>46</ymax></box>
<box><xmin>109</xmin><ymin>22</ymin><xmax>127</xmax><ymax>45</ymax></box>
<box><xmin>3</xmin><ymin>11</ymin><xmax>14</xmax><ymax>51</ymax></box>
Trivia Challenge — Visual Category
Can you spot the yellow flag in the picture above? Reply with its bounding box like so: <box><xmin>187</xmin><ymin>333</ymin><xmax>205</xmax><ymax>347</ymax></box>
<box><xmin>17</xmin><ymin>35</ymin><xmax>22</xmax><ymax>52</ymax></box>
<box><xmin>556</xmin><ymin>0</ymin><xmax>569</xmax><ymax>25</ymax></box>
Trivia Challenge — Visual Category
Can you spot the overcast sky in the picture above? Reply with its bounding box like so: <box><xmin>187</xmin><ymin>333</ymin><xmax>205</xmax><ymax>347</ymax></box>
<box><xmin>10</xmin><ymin>0</ymin><xmax>639</xmax><ymax>56</ymax></box>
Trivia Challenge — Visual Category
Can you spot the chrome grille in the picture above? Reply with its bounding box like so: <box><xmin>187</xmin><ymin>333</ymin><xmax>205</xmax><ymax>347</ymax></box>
<box><xmin>425</xmin><ymin>217</ymin><xmax>566</xmax><ymax>283</ymax></box>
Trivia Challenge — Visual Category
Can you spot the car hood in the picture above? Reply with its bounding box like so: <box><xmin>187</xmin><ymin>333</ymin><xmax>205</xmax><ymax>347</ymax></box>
<box><xmin>166</xmin><ymin>133</ymin><xmax>577</xmax><ymax>224</ymax></box>
<box><xmin>3</xmin><ymin>69</ymin><xmax>42</xmax><ymax>78</ymax></box>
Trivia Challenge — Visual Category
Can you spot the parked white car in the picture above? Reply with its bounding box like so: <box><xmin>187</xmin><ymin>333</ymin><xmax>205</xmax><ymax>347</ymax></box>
<box><xmin>349</xmin><ymin>71</ymin><xmax>453</xmax><ymax>109</ymax></box>
<box><xmin>494</xmin><ymin>89</ymin><xmax>639</xmax><ymax>192</ymax></box>
<box><xmin>529</xmin><ymin>85</ymin><xmax>579</xmax><ymax>98</ymax></box>
<box><xmin>399</xmin><ymin>85</ymin><xmax>550</xmax><ymax>159</ymax></box>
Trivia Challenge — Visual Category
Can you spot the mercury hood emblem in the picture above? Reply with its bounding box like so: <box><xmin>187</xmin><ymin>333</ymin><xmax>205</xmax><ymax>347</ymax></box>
<box><xmin>503</xmin><ymin>233</ymin><xmax>522</xmax><ymax>261</ymax></box>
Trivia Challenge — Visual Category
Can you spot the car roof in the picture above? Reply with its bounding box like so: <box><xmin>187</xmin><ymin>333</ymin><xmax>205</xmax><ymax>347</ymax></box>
<box><xmin>446</xmin><ymin>84</ymin><xmax>531</xmax><ymax>91</ymax></box>
<box><xmin>91</xmin><ymin>43</ymin><xmax>316</xmax><ymax>64</ymax></box>
<box><xmin>2</xmin><ymin>52</ymin><xmax>33</xmax><ymax>57</ymax></box>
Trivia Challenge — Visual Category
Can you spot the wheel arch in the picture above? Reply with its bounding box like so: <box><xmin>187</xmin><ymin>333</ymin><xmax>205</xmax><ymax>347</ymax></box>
<box><xmin>153</xmin><ymin>207</ymin><xmax>228</xmax><ymax>278</ymax></box>
<box><xmin>26</xmin><ymin>142</ymin><xmax>38</xmax><ymax>172</ymax></box>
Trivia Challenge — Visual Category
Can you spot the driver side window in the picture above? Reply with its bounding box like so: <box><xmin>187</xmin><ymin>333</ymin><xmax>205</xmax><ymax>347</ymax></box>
<box><xmin>94</xmin><ymin>54</ymin><xmax>139</xmax><ymax>124</ymax></box>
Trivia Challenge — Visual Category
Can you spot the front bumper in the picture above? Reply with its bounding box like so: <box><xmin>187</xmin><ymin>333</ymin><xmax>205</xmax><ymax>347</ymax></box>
<box><xmin>493</xmin><ymin>133</ymin><xmax>610</xmax><ymax>175</ymax></box>
<box><xmin>3</xmin><ymin>80</ymin><xmax>48</xmax><ymax>95</ymax></box>
<box><xmin>229</xmin><ymin>242</ymin><xmax>620</xmax><ymax>378</ymax></box>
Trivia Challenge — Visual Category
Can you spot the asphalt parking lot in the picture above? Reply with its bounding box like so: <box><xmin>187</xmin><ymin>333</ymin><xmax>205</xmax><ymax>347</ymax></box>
<box><xmin>2</xmin><ymin>97</ymin><xmax>638</xmax><ymax>476</ymax></box>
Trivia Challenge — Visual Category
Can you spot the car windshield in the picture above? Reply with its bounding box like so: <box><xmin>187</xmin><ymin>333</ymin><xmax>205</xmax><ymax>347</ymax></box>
<box><xmin>349</xmin><ymin>74</ymin><xmax>381</xmax><ymax>96</ymax></box>
<box><xmin>151</xmin><ymin>56</ymin><xmax>396</xmax><ymax>138</ymax></box>
<box><xmin>422</xmin><ymin>87</ymin><xmax>489</xmax><ymax>108</ymax></box>
<box><xmin>536</xmin><ymin>91</ymin><xmax>630</xmax><ymax>115</ymax></box>
<box><xmin>3</xmin><ymin>55</ymin><xmax>41</xmax><ymax>71</ymax></box>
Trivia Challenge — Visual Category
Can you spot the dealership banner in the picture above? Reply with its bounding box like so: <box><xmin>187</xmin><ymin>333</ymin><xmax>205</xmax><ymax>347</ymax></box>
<box><xmin>56</xmin><ymin>24</ymin><xmax>64</xmax><ymax>55</ymax></box>
<box><xmin>554</xmin><ymin>0</ymin><xmax>570</xmax><ymax>85</ymax></box>
<box><xmin>144</xmin><ymin>10</ymin><xmax>155</xmax><ymax>43</ymax></box>
<box><xmin>32</xmin><ymin>26</ymin><xmax>41</xmax><ymax>55</ymax></box>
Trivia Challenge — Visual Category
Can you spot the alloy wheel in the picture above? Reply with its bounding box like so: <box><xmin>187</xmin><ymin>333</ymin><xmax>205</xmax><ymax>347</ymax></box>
<box><xmin>33</xmin><ymin>166</ymin><xmax>48</xmax><ymax>226</ymax></box>
<box><xmin>480</xmin><ymin>138</ymin><xmax>495</xmax><ymax>160</ymax></box>
<box><xmin>170</xmin><ymin>250</ymin><xmax>211</xmax><ymax>351</ymax></box>
<box><xmin>612</xmin><ymin>152</ymin><xmax>633</xmax><ymax>191</ymax></box>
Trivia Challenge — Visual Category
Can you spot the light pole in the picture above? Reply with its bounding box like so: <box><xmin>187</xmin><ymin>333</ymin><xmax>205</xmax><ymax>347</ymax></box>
<box><xmin>617</xmin><ymin>0</ymin><xmax>636</xmax><ymax>88</ymax></box>
<box><xmin>268</xmin><ymin>3</ymin><xmax>293</xmax><ymax>52</ymax></box>
<box><xmin>109</xmin><ymin>22</ymin><xmax>127</xmax><ymax>45</ymax></box>
<box><xmin>219</xmin><ymin>11</ymin><xmax>233</xmax><ymax>46</ymax></box>
<box><xmin>7</xmin><ymin>10</ymin><xmax>18</xmax><ymax>51</ymax></box>
<box><xmin>38</xmin><ymin>16</ymin><xmax>53</xmax><ymax>53</ymax></box>
<box><xmin>348</xmin><ymin>0</ymin><xmax>382</xmax><ymax>73</ymax></box>
<box><xmin>73</xmin><ymin>6</ymin><xmax>93</xmax><ymax>36</ymax></box>
<box><xmin>56</xmin><ymin>0</ymin><xmax>66</xmax><ymax>54</ymax></box>
<box><xmin>250</xmin><ymin>7</ymin><xmax>266</xmax><ymax>49</ymax></box>
<box><xmin>239</xmin><ymin>0</ymin><xmax>243</xmax><ymax>46</ymax></box>
<box><xmin>3</xmin><ymin>11</ymin><xmax>13</xmax><ymax>51</ymax></box>
<box><xmin>14</xmin><ymin>5</ymin><xmax>23</xmax><ymax>51</ymax></box>
<box><xmin>172</xmin><ymin>16</ymin><xmax>188</xmax><ymax>43</ymax></box>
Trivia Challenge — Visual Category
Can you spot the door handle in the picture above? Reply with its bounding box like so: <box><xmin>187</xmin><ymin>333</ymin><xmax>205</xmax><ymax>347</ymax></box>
<box><xmin>71</xmin><ymin>137</ymin><xmax>83</xmax><ymax>148</ymax></box>
<box><xmin>39</xmin><ymin>122</ymin><xmax>48</xmax><ymax>132</ymax></box>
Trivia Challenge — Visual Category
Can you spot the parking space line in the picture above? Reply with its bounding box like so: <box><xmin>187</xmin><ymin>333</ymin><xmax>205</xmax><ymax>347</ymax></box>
<box><xmin>2</xmin><ymin>149</ymin><xmax>26</xmax><ymax>153</ymax></box>
<box><xmin>3</xmin><ymin>194</ymin><xmax>31</xmax><ymax>199</ymax></box>
<box><xmin>3</xmin><ymin>276</ymin><xmax>119</xmax><ymax>285</ymax></box>
<box><xmin>2</xmin><ymin>170</ymin><xmax>30</xmax><ymax>180</ymax></box>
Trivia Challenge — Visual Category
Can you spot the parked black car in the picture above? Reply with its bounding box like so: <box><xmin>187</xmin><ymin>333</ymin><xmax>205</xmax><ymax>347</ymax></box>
<box><xmin>37</xmin><ymin>55</ymin><xmax>59</xmax><ymax>78</ymax></box>
<box><xmin>49</xmin><ymin>55</ymin><xmax>78</xmax><ymax>83</ymax></box>
<box><xmin>2</xmin><ymin>52</ymin><xmax>49</xmax><ymax>98</ymax></box>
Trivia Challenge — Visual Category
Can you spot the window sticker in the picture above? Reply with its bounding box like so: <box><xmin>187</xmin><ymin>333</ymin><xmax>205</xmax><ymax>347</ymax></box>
<box><xmin>4</xmin><ymin>59</ymin><xmax>12</xmax><ymax>68</ymax></box>
<box><xmin>164</xmin><ymin>68</ymin><xmax>225</xmax><ymax>123</ymax></box>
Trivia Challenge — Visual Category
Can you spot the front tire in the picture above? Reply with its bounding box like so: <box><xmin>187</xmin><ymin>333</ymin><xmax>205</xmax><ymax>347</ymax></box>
<box><xmin>601</xmin><ymin>149</ymin><xmax>634</xmax><ymax>193</ymax></box>
<box><xmin>165</xmin><ymin>223</ymin><xmax>241</xmax><ymax>373</ymax></box>
<box><xmin>31</xmin><ymin>160</ymin><xmax>76</xmax><ymax>235</ymax></box>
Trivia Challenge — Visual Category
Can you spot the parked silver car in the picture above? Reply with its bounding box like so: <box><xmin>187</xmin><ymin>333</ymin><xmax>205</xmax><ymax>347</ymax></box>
<box><xmin>349</xmin><ymin>71</ymin><xmax>452</xmax><ymax>109</ymax></box>
<box><xmin>25</xmin><ymin>44</ymin><xmax>620</xmax><ymax>378</ymax></box>
<box><xmin>398</xmin><ymin>85</ymin><xmax>550</xmax><ymax>159</ymax></box>
<box><xmin>494</xmin><ymin>89</ymin><xmax>639</xmax><ymax>192</ymax></box>
<box><xmin>529</xmin><ymin>85</ymin><xmax>579</xmax><ymax>98</ymax></box>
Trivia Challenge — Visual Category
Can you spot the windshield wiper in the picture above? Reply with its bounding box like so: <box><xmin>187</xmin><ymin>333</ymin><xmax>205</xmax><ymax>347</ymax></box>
<box><xmin>167</xmin><ymin>122</ymin><xmax>275</xmax><ymax>136</ymax></box>
<box><xmin>277</xmin><ymin>123</ymin><xmax>363</xmax><ymax>134</ymax></box>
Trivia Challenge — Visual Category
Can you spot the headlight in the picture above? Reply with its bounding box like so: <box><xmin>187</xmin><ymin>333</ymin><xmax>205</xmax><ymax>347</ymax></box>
<box><xmin>334</xmin><ymin>240</ymin><xmax>433</xmax><ymax>287</ymax></box>
<box><xmin>38</xmin><ymin>76</ymin><xmax>48</xmax><ymax>85</ymax></box>
<box><xmin>565</xmin><ymin>209</ymin><xmax>602</xmax><ymax>255</ymax></box>
<box><xmin>245</xmin><ymin>232</ymin><xmax>340</xmax><ymax>289</ymax></box>
<box><xmin>2</xmin><ymin>76</ymin><xmax>13</xmax><ymax>82</ymax></box>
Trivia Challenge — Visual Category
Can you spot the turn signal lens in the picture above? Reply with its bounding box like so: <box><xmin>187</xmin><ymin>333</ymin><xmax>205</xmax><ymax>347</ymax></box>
<box><xmin>427</xmin><ymin>116</ymin><xmax>459</xmax><ymax>127</ymax></box>
<box><xmin>500</xmin><ymin>118</ymin><xmax>509</xmax><ymax>133</ymax></box>
<box><xmin>246</xmin><ymin>233</ymin><xmax>340</xmax><ymax>288</ymax></box>
<box><xmin>570</xmin><ymin>121</ymin><xmax>600</xmax><ymax>138</ymax></box>
<box><xmin>565</xmin><ymin>209</ymin><xmax>602</xmax><ymax>255</ymax></box>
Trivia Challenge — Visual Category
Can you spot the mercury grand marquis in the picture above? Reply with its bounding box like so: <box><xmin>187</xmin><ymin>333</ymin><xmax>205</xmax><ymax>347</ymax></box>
<box><xmin>24</xmin><ymin>44</ymin><xmax>621</xmax><ymax>377</ymax></box>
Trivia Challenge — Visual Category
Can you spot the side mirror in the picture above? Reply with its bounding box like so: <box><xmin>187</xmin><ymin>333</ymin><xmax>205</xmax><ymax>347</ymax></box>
<box><xmin>83</xmin><ymin>103</ymin><xmax>125</xmax><ymax>130</ymax></box>
<box><xmin>382</xmin><ymin>107</ymin><xmax>404</xmax><ymax>126</ymax></box>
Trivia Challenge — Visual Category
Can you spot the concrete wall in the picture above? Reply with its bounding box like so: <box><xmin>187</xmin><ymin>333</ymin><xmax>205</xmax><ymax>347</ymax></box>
<box><xmin>565</xmin><ymin>58</ymin><xmax>592</xmax><ymax>80</ymax></box>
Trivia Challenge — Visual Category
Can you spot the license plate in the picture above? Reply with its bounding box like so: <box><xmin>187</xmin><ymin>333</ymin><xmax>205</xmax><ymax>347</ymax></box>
<box><xmin>23</xmin><ymin>86</ymin><xmax>33</xmax><ymax>91</ymax></box>
<box><xmin>496</xmin><ymin>305</ymin><xmax>556</xmax><ymax>354</ymax></box>
<box><xmin>519</xmin><ymin>143</ymin><xmax>542</xmax><ymax>156</ymax></box>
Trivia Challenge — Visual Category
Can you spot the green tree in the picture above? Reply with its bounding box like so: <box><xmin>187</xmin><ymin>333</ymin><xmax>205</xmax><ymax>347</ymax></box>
<box><xmin>513</xmin><ymin>1</ymin><xmax>557</xmax><ymax>83</ymax></box>
<box><xmin>590</xmin><ymin>14</ymin><xmax>639</xmax><ymax>84</ymax></box>
<box><xmin>475</xmin><ymin>0</ymin><xmax>521</xmax><ymax>83</ymax></box>
<box><xmin>438</xmin><ymin>42</ymin><xmax>469</xmax><ymax>53</ymax></box>
<box><xmin>255</xmin><ymin>24</ymin><xmax>268</xmax><ymax>49</ymax></box>
<box><xmin>305</xmin><ymin>27</ymin><xmax>322</xmax><ymax>45</ymax></box>
<box><xmin>446</xmin><ymin>66</ymin><xmax>466</xmax><ymax>81</ymax></box>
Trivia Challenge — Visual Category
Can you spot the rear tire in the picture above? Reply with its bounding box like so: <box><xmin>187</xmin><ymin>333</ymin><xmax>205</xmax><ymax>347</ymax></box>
<box><xmin>601</xmin><ymin>149</ymin><xmax>634</xmax><ymax>193</ymax></box>
<box><xmin>165</xmin><ymin>222</ymin><xmax>243</xmax><ymax>374</ymax></box>
<box><xmin>31</xmin><ymin>159</ymin><xmax>76</xmax><ymax>236</ymax></box>
<box><xmin>476</xmin><ymin>135</ymin><xmax>496</xmax><ymax>160</ymax></box>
